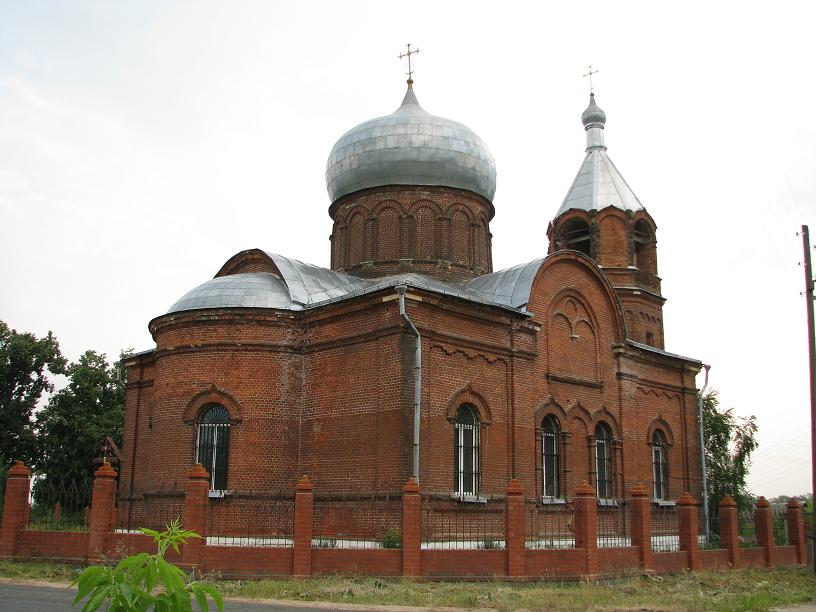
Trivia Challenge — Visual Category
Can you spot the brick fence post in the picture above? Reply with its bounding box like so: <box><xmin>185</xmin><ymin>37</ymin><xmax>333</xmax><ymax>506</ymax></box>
<box><xmin>719</xmin><ymin>495</ymin><xmax>740</xmax><ymax>568</ymax></box>
<box><xmin>677</xmin><ymin>492</ymin><xmax>700</xmax><ymax>570</ymax></box>
<box><xmin>0</xmin><ymin>461</ymin><xmax>31</xmax><ymax>558</ymax></box>
<box><xmin>573</xmin><ymin>480</ymin><xmax>598</xmax><ymax>578</ymax></box>
<box><xmin>293</xmin><ymin>475</ymin><xmax>313</xmax><ymax>577</ymax></box>
<box><xmin>88</xmin><ymin>462</ymin><xmax>118</xmax><ymax>561</ymax></box>
<box><xmin>629</xmin><ymin>484</ymin><xmax>653</xmax><ymax>571</ymax></box>
<box><xmin>401</xmin><ymin>478</ymin><xmax>421</xmax><ymax>577</ymax></box>
<box><xmin>182</xmin><ymin>463</ymin><xmax>209</xmax><ymax>568</ymax></box>
<box><xmin>505</xmin><ymin>479</ymin><xmax>525</xmax><ymax>577</ymax></box>
<box><xmin>754</xmin><ymin>496</ymin><xmax>776</xmax><ymax>567</ymax></box>
<box><xmin>786</xmin><ymin>499</ymin><xmax>807</xmax><ymax>565</ymax></box>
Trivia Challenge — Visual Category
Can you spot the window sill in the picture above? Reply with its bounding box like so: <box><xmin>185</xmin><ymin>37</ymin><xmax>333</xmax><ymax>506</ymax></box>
<box><xmin>209</xmin><ymin>490</ymin><xmax>230</xmax><ymax>499</ymax></box>
<box><xmin>540</xmin><ymin>497</ymin><xmax>567</xmax><ymax>505</ymax></box>
<box><xmin>451</xmin><ymin>493</ymin><xmax>488</xmax><ymax>504</ymax></box>
<box><xmin>597</xmin><ymin>498</ymin><xmax>619</xmax><ymax>507</ymax></box>
<box><xmin>652</xmin><ymin>499</ymin><xmax>676</xmax><ymax>507</ymax></box>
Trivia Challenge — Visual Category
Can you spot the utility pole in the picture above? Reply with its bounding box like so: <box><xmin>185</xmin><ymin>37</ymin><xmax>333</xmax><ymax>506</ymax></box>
<box><xmin>801</xmin><ymin>224</ymin><xmax>816</xmax><ymax>572</ymax></box>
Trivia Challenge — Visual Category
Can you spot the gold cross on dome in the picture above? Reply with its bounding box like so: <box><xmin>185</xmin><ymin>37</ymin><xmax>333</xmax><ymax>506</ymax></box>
<box><xmin>398</xmin><ymin>43</ymin><xmax>420</xmax><ymax>81</ymax></box>
<box><xmin>583</xmin><ymin>65</ymin><xmax>600</xmax><ymax>93</ymax></box>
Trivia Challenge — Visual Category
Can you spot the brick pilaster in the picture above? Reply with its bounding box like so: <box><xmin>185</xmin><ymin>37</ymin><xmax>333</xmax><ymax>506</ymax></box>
<box><xmin>401</xmin><ymin>478</ymin><xmax>421</xmax><ymax>577</ymax></box>
<box><xmin>754</xmin><ymin>496</ymin><xmax>776</xmax><ymax>567</ymax></box>
<box><xmin>573</xmin><ymin>480</ymin><xmax>598</xmax><ymax>577</ymax></box>
<box><xmin>293</xmin><ymin>475</ymin><xmax>314</xmax><ymax>577</ymax></box>
<box><xmin>505</xmin><ymin>479</ymin><xmax>525</xmax><ymax>577</ymax></box>
<box><xmin>0</xmin><ymin>462</ymin><xmax>31</xmax><ymax>558</ymax></box>
<box><xmin>786</xmin><ymin>499</ymin><xmax>807</xmax><ymax>565</ymax></box>
<box><xmin>719</xmin><ymin>495</ymin><xmax>740</xmax><ymax>568</ymax></box>
<box><xmin>88</xmin><ymin>462</ymin><xmax>117</xmax><ymax>561</ymax></box>
<box><xmin>629</xmin><ymin>484</ymin><xmax>653</xmax><ymax>571</ymax></box>
<box><xmin>182</xmin><ymin>463</ymin><xmax>209</xmax><ymax>567</ymax></box>
<box><xmin>677</xmin><ymin>492</ymin><xmax>700</xmax><ymax>570</ymax></box>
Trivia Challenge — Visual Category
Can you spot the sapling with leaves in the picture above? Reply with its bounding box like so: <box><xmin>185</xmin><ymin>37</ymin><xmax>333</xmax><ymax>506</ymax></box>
<box><xmin>72</xmin><ymin>518</ymin><xmax>223</xmax><ymax>612</ymax></box>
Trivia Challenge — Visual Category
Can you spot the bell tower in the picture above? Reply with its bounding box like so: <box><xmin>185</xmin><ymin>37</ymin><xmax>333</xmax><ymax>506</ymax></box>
<box><xmin>548</xmin><ymin>93</ymin><xmax>665</xmax><ymax>348</ymax></box>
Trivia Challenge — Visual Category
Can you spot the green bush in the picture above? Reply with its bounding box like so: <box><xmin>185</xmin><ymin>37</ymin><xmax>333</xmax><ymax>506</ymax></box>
<box><xmin>72</xmin><ymin>519</ymin><xmax>223</xmax><ymax>611</ymax></box>
<box><xmin>380</xmin><ymin>528</ymin><xmax>402</xmax><ymax>549</ymax></box>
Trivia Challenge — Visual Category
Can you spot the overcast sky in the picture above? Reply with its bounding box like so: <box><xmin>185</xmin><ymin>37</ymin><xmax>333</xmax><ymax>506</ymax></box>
<box><xmin>1</xmin><ymin>1</ymin><xmax>814</xmax><ymax>498</ymax></box>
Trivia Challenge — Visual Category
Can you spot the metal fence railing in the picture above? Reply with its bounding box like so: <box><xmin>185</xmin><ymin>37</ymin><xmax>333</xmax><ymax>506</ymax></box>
<box><xmin>115</xmin><ymin>481</ymin><xmax>184</xmax><ymax>533</ymax></box>
<box><xmin>738</xmin><ymin>510</ymin><xmax>758</xmax><ymax>548</ymax></box>
<box><xmin>312</xmin><ymin>493</ymin><xmax>402</xmax><ymax>549</ymax></box>
<box><xmin>772</xmin><ymin>508</ymin><xmax>788</xmax><ymax>545</ymax></box>
<box><xmin>651</xmin><ymin>504</ymin><xmax>679</xmax><ymax>552</ymax></box>
<box><xmin>421</xmin><ymin>495</ymin><xmax>505</xmax><ymax>550</ymax></box>
<box><xmin>525</xmin><ymin>500</ymin><xmax>575</xmax><ymax>549</ymax></box>
<box><xmin>29</xmin><ymin>478</ymin><xmax>92</xmax><ymax>531</ymax></box>
<box><xmin>699</xmin><ymin>510</ymin><xmax>721</xmax><ymax>550</ymax></box>
<box><xmin>597</xmin><ymin>503</ymin><xmax>630</xmax><ymax>548</ymax></box>
<box><xmin>206</xmin><ymin>490</ymin><xmax>295</xmax><ymax>547</ymax></box>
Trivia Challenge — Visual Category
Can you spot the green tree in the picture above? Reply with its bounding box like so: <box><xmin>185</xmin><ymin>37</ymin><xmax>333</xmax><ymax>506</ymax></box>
<box><xmin>0</xmin><ymin>320</ymin><xmax>67</xmax><ymax>466</ymax></box>
<box><xmin>35</xmin><ymin>350</ymin><xmax>126</xmax><ymax>493</ymax></box>
<box><xmin>702</xmin><ymin>389</ymin><xmax>758</xmax><ymax>513</ymax></box>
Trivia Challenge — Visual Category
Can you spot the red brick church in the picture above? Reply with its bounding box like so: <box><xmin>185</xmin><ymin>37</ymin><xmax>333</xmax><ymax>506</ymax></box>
<box><xmin>121</xmin><ymin>78</ymin><xmax>703</xmax><ymax>510</ymax></box>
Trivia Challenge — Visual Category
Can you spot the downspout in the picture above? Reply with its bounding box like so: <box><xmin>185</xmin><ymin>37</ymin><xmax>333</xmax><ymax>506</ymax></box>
<box><xmin>698</xmin><ymin>364</ymin><xmax>711</xmax><ymax>543</ymax></box>
<box><xmin>396</xmin><ymin>285</ymin><xmax>421</xmax><ymax>483</ymax></box>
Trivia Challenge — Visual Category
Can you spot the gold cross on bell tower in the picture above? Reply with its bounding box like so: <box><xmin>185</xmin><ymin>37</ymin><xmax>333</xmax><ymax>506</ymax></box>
<box><xmin>583</xmin><ymin>65</ymin><xmax>599</xmax><ymax>93</ymax></box>
<box><xmin>398</xmin><ymin>43</ymin><xmax>420</xmax><ymax>83</ymax></box>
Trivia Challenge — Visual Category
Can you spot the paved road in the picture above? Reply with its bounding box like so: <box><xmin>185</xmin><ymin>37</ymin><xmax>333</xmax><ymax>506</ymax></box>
<box><xmin>0</xmin><ymin>582</ymin><xmax>386</xmax><ymax>611</ymax></box>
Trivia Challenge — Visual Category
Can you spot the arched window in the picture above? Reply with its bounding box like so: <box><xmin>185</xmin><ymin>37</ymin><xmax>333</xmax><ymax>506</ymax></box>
<box><xmin>196</xmin><ymin>403</ymin><xmax>230</xmax><ymax>491</ymax></box>
<box><xmin>633</xmin><ymin>220</ymin><xmax>657</xmax><ymax>275</ymax></box>
<box><xmin>560</xmin><ymin>218</ymin><xmax>591</xmax><ymax>258</ymax></box>
<box><xmin>652</xmin><ymin>430</ymin><xmax>669</xmax><ymax>500</ymax></box>
<box><xmin>454</xmin><ymin>404</ymin><xmax>480</xmax><ymax>496</ymax></box>
<box><xmin>542</xmin><ymin>415</ymin><xmax>560</xmax><ymax>498</ymax></box>
<box><xmin>595</xmin><ymin>423</ymin><xmax>613</xmax><ymax>499</ymax></box>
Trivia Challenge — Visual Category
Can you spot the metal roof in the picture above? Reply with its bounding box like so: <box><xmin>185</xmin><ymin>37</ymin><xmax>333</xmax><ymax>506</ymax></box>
<box><xmin>556</xmin><ymin>94</ymin><xmax>645</xmax><ymax>217</ymax></box>
<box><xmin>167</xmin><ymin>253</ymin><xmax>546</xmax><ymax>316</ymax></box>
<box><xmin>325</xmin><ymin>83</ymin><xmax>497</xmax><ymax>203</ymax></box>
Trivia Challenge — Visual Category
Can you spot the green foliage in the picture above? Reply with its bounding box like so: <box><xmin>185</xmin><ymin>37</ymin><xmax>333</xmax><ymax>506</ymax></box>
<box><xmin>379</xmin><ymin>528</ymin><xmax>401</xmax><ymax>549</ymax></box>
<box><xmin>480</xmin><ymin>536</ymin><xmax>498</xmax><ymax>549</ymax></box>
<box><xmin>702</xmin><ymin>390</ymin><xmax>758</xmax><ymax>513</ymax></box>
<box><xmin>72</xmin><ymin>519</ymin><xmax>223</xmax><ymax>612</ymax></box>
<box><xmin>35</xmin><ymin>350</ymin><xmax>127</xmax><ymax>498</ymax></box>
<box><xmin>0</xmin><ymin>320</ymin><xmax>67</xmax><ymax>467</ymax></box>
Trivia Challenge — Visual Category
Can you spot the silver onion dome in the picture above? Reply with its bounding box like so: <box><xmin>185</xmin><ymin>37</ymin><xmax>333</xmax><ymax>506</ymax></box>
<box><xmin>581</xmin><ymin>93</ymin><xmax>606</xmax><ymax>127</ymax></box>
<box><xmin>325</xmin><ymin>82</ymin><xmax>497</xmax><ymax>203</ymax></box>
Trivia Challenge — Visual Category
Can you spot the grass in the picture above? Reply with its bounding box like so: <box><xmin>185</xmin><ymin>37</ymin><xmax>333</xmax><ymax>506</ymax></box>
<box><xmin>0</xmin><ymin>560</ymin><xmax>815</xmax><ymax>610</ymax></box>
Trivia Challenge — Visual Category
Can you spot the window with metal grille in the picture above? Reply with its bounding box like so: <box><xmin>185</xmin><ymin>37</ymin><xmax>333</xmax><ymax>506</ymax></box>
<box><xmin>542</xmin><ymin>415</ymin><xmax>560</xmax><ymax>498</ymax></box>
<box><xmin>454</xmin><ymin>404</ymin><xmax>480</xmax><ymax>496</ymax></box>
<box><xmin>196</xmin><ymin>403</ymin><xmax>230</xmax><ymax>491</ymax></box>
<box><xmin>651</xmin><ymin>430</ymin><xmax>669</xmax><ymax>500</ymax></box>
<box><xmin>595</xmin><ymin>423</ymin><xmax>613</xmax><ymax>499</ymax></box>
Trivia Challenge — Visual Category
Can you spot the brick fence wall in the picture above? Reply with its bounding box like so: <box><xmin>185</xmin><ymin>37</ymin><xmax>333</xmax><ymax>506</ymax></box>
<box><xmin>0</xmin><ymin>461</ymin><xmax>807</xmax><ymax>580</ymax></box>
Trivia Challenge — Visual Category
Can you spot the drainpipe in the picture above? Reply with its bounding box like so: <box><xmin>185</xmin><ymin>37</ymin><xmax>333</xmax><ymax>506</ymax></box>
<box><xmin>396</xmin><ymin>285</ymin><xmax>421</xmax><ymax>483</ymax></box>
<box><xmin>698</xmin><ymin>364</ymin><xmax>711</xmax><ymax>543</ymax></box>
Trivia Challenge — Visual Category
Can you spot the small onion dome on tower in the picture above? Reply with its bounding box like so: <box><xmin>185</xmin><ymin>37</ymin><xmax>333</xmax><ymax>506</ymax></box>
<box><xmin>325</xmin><ymin>81</ymin><xmax>497</xmax><ymax>203</ymax></box>
<box><xmin>581</xmin><ymin>92</ymin><xmax>607</xmax><ymax>127</ymax></box>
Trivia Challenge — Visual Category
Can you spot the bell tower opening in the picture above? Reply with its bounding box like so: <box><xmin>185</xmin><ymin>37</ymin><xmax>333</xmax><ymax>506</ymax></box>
<box><xmin>560</xmin><ymin>218</ymin><xmax>591</xmax><ymax>258</ymax></box>
<box><xmin>633</xmin><ymin>219</ymin><xmax>657</xmax><ymax>275</ymax></box>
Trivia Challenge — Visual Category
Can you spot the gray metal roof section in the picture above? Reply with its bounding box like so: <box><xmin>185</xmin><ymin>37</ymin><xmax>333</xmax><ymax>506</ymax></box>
<box><xmin>167</xmin><ymin>253</ymin><xmax>548</xmax><ymax>316</ymax></box>
<box><xmin>460</xmin><ymin>258</ymin><xmax>545</xmax><ymax>309</ymax></box>
<box><xmin>626</xmin><ymin>340</ymin><xmax>702</xmax><ymax>365</ymax></box>
<box><xmin>325</xmin><ymin>83</ymin><xmax>497</xmax><ymax>203</ymax></box>
<box><xmin>167</xmin><ymin>273</ymin><xmax>296</xmax><ymax>313</ymax></box>
<box><xmin>556</xmin><ymin>95</ymin><xmax>645</xmax><ymax>217</ymax></box>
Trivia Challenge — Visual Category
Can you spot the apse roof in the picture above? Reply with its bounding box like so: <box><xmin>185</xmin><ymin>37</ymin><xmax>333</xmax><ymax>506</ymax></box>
<box><xmin>166</xmin><ymin>253</ymin><xmax>545</xmax><ymax>316</ymax></box>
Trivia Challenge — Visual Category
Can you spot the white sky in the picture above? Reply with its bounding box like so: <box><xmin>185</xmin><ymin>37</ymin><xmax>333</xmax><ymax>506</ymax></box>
<box><xmin>1</xmin><ymin>1</ymin><xmax>814</xmax><ymax>498</ymax></box>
